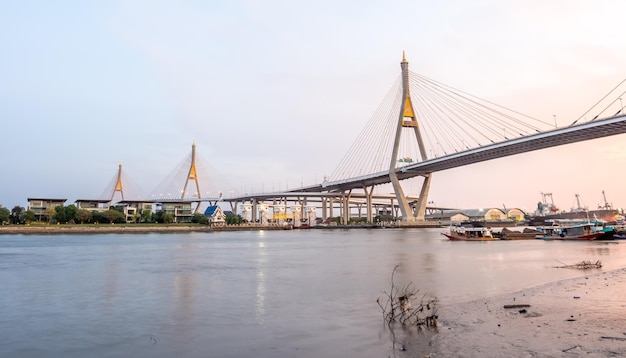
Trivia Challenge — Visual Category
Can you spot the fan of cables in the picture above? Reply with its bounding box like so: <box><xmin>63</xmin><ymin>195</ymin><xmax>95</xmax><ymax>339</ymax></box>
<box><xmin>328</xmin><ymin>71</ymin><xmax>555</xmax><ymax>182</ymax></box>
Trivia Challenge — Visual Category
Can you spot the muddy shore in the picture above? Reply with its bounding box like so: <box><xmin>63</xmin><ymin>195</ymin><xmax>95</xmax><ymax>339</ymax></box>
<box><xmin>416</xmin><ymin>267</ymin><xmax>626</xmax><ymax>357</ymax></box>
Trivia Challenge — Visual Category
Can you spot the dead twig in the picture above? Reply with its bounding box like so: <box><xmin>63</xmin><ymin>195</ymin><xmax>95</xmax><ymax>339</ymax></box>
<box><xmin>562</xmin><ymin>345</ymin><xmax>579</xmax><ymax>352</ymax></box>
<box><xmin>601</xmin><ymin>336</ymin><xmax>626</xmax><ymax>341</ymax></box>
<box><xmin>554</xmin><ymin>260</ymin><xmax>601</xmax><ymax>269</ymax></box>
<box><xmin>377</xmin><ymin>264</ymin><xmax>438</xmax><ymax>327</ymax></box>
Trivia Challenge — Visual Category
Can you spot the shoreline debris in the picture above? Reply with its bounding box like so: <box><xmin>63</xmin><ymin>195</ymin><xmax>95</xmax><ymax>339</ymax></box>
<box><xmin>503</xmin><ymin>304</ymin><xmax>530</xmax><ymax>309</ymax></box>
<box><xmin>376</xmin><ymin>264</ymin><xmax>438</xmax><ymax>327</ymax></box>
<box><xmin>554</xmin><ymin>260</ymin><xmax>602</xmax><ymax>269</ymax></box>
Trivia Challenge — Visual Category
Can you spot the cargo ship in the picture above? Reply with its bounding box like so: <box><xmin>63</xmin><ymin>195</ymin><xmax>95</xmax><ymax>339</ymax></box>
<box><xmin>528</xmin><ymin>191</ymin><xmax>623</xmax><ymax>226</ymax></box>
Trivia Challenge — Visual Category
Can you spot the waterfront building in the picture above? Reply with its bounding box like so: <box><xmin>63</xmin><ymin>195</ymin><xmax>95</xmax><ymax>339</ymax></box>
<box><xmin>75</xmin><ymin>199</ymin><xmax>110</xmax><ymax>212</ymax></box>
<box><xmin>117</xmin><ymin>200</ymin><xmax>153</xmax><ymax>223</ymax></box>
<box><xmin>156</xmin><ymin>201</ymin><xmax>193</xmax><ymax>223</ymax></box>
<box><xmin>204</xmin><ymin>205</ymin><xmax>226</xmax><ymax>225</ymax></box>
<box><xmin>27</xmin><ymin>198</ymin><xmax>67</xmax><ymax>222</ymax></box>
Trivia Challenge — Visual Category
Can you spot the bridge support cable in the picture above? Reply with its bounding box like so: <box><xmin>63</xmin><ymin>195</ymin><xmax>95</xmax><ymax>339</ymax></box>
<box><xmin>328</xmin><ymin>79</ymin><xmax>401</xmax><ymax>181</ymax></box>
<box><xmin>407</xmin><ymin>72</ymin><xmax>553</xmax><ymax>156</ymax></box>
<box><xmin>572</xmin><ymin>78</ymin><xmax>626</xmax><ymax>126</ymax></box>
<box><xmin>147</xmin><ymin>142</ymin><xmax>233</xmax><ymax>213</ymax></box>
<box><xmin>326</xmin><ymin>55</ymin><xmax>555</xmax><ymax>186</ymax></box>
<box><xmin>413</xmin><ymin>80</ymin><xmax>502</xmax><ymax>147</ymax></box>
<box><xmin>99</xmin><ymin>163</ymin><xmax>146</xmax><ymax>204</ymax></box>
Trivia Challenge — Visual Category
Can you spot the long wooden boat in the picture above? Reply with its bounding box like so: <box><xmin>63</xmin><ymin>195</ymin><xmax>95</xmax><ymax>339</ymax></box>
<box><xmin>535</xmin><ymin>222</ymin><xmax>604</xmax><ymax>240</ymax></box>
<box><xmin>441</xmin><ymin>226</ymin><xmax>498</xmax><ymax>241</ymax></box>
<box><xmin>497</xmin><ymin>227</ymin><xmax>540</xmax><ymax>240</ymax></box>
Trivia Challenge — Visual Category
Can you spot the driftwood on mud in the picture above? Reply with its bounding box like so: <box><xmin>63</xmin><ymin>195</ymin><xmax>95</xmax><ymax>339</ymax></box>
<box><xmin>503</xmin><ymin>304</ymin><xmax>530</xmax><ymax>309</ymax></box>
<box><xmin>553</xmin><ymin>260</ymin><xmax>602</xmax><ymax>269</ymax></box>
<box><xmin>600</xmin><ymin>336</ymin><xmax>626</xmax><ymax>341</ymax></box>
<box><xmin>376</xmin><ymin>264</ymin><xmax>438</xmax><ymax>328</ymax></box>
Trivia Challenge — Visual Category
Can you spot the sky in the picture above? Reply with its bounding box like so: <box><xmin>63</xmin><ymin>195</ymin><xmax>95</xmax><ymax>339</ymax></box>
<box><xmin>2</xmin><ymin>0</ymin><xmax>626</xmax><ymax>214</ymax></box>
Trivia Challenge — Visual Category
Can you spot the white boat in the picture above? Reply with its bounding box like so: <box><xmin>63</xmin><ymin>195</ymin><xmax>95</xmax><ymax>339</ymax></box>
<box><xmin>441</xmin><ymin>226</ymin><xmax>498</xmax><ymax>241</ymax></box>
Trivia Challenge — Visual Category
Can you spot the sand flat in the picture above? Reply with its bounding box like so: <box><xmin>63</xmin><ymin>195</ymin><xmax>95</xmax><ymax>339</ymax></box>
<box><xmin>429</xmin><ymin>268</ymin><xmax>626</xmax><ymax>357</ymax></box>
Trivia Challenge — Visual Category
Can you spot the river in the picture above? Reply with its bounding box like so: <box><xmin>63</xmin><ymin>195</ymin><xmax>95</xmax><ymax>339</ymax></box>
<box><xmin>1</xmin><ymin>228</ymin><xmax>625</xmax><ymax>357</ymax></box>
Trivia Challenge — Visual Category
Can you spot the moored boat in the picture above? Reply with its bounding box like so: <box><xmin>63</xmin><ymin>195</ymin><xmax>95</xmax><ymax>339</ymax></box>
<box><xmin>441</xmin><ymin>226</ymin><xmax>498</xmax><ymax>241</ymax></box>
<box><xmin>496</xmin><ymin>227</ymin><xmax>540</xmax><ymax>240</ymax></box>
<box><xmin>535</xmin><ymin>222</ymin><xmax>603</xmax><ymax>240</ymax></box>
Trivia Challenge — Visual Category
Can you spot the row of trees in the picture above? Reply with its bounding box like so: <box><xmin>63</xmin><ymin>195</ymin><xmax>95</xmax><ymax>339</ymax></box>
<box><xmin>0</xmin><ymin>204</ymin><xmax>242</xmax><ymax>225</ymax></box>
<box><xmin>0</xmin><ymin>205</ymin><xmax>130</xmax><ymax>224</ymax></box>
<box><xmin>0</xmin><ymin>206</ymin><xmax>35</xmax><ymax>224</ymax></box>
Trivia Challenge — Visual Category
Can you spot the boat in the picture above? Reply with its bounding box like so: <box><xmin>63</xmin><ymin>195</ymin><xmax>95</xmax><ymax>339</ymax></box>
<box><xmin>613</xmin><ymin>231</ymin><xmax>626</xmax><ymax>240</ymax></box>
<box><xmin>535</xmin><ymin>222</ymin><xmax>604</xmax><ymax>240</ymax></box>
<box><xmin>441</xmin><ymin>226</ymin><xmax>498</xmax><ymax>241</ymax></box>
<box><xmin>496</xmin><ymin>227</ymin><xmax>540</xmax><ymax>240</ymax></box>
<box><xmin>544</xmin><ymin>217</ymin><xmax>616</xmax><ymax>240</ymax></box>
<box><xmin>528</xmin><ymin>191</ymin><xmax>623</xmax><ymax>226</ymax></box>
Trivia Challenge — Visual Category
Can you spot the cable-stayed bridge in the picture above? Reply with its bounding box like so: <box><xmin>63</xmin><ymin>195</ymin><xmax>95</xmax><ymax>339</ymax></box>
<box><xmin>88</xmin><ymin>53</ymin><xmax>626</xmax><ymax>225</ymax></box>
<box><xmin>226</xmin><ymin>53</ymin><xmax>626</xmax><ymax>224</ymax></box>
<box><xmin>90</xmin><ymin>142</ymin><xmax>229</xmax><ymax>220</ymax></box>
<box><xmin>301</xmin><ymin>114</ymin><xmax>626</xmax><ymax>191</ymax></box>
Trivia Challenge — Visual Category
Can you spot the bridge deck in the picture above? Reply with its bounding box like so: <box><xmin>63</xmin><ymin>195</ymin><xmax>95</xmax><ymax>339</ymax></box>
<box><xmin>295</xmin><ymin>115</ymin><xmax>626</xmax><ymax>193</ymax></box>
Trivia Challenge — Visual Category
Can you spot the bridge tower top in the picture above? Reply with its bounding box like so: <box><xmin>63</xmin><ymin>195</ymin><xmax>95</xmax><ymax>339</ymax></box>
<box><xmin>390</xmin><ymin>52</ymin><xmax>428</xmax><ymax>170</ymax></box>
<box><xmin>181</xmin><ymin>141</ymin><xmax>201</xmax><ymax>200</ymax></box>
<box><xmin>110</xmin><ymin>162</ymin><xmax>125</xmax><ymax>202</ymax></box>
<box><xmin>400</xmin><ymin>51</ymin><xmax>417</xmax><ymax>128</ymax></box>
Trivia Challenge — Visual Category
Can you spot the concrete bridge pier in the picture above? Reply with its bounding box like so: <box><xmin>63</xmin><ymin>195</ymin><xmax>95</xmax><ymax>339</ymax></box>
<box><xmin>364</xmin><ymin>185</ymin><xmax>374</xmax><ymax>223</ymax></box>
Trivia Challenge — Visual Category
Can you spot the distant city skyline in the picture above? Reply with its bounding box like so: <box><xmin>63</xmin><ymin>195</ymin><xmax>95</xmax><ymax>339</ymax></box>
<box><xmin>2</xmin><ymin>1</ymin><xmax>626</xmax><ymax>213</ymax></box>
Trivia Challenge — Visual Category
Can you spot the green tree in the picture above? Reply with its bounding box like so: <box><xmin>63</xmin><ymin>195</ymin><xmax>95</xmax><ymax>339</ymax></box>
<box><xmin>23</xmin><ymin>210</ymin><xmax>35</xmax><ymax>223</ymax></box>
<box><xmin>91</xmin><ymin>211</ymin><xmax>104</xmax><ymax>224</ymax></box>
<box><xmin>75</xmin><ymin>209</ymin><xmax>92</xmax><ymax>224</ymax></box>
<box><xmin>162</xmin><ymin>213</ymin><xmax>175</xmax><ymax>224</ymax></box>
<box><xmin>110</xmin><ymin>205</ymin><xmax>125</xmax><ymax>214</ymax></box>
<box><xmin>152</xmin><ymin>211</ymin><xmax>163</xmax><ymax>223</ymax></box>
<box><xmin>192</xmin><ymin>213</ymin><xmax>209</xmax><ymax>224</ymax></box>
<box><xmin>11</xmin><ymin>206</ymin><xmax>24</xmax><ymax>224</ymax></box>
<box><xmin>0</xmin><ymin>207</ymin><xmax>10</xmax><ymax>224</ymax></box>
<box><xmin>54</xmin><ymin>206</ymin><xmax>68</xmax><ymax>224</ymax></box>
<box><xmin>102</xmin><ymin>209</ymin><xmax>124</xmax><ymax>224</ymax></box>
<box><xmin>140</xmin><ymin>209</ymin><xmax>153</xmax><ymax>223</ymax></box>
<box><xmin>64</xmin><ymin>205</ymin><xmax>78</xmax><ymax>224</ymax></box>
<box><xmin>44</xmin><ymin>207</ymin><xmax>56</xmax><ymax>223</ymax></box>
<box><xmin>225</xmin><ymin>213</ymin><xmax>243</xmax><ymax>225</ymax></box>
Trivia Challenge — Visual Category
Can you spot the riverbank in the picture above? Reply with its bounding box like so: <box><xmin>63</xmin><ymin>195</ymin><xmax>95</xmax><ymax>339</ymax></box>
<box><xmin>418</xmin><ymin>267</ymin><xmax>626</xmax><ymax>357</ymax></box>
<box><xmin>0</xmin><ymin>221</ymin><xmax>446</xmax><ymax>235</ymax></box>
<box><xmin>0</xmin><ymin>223</ymin><xmax>293</xmax><ymax>235</ymax></box>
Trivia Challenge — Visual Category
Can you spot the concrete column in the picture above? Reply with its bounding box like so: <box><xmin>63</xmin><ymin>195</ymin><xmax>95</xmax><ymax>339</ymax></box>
<box><xmin>414</xmin><ymin>174</ymin><xmax>432</xmax><ymax>221</ymax></box>
<box><xmin>329</xmin><ymin>198</ymin><xmax>334</xmax><ymax>219</ymax></box>
<box><xmin>365</xmin><ymin>186</ymin><xmax>373</xmax><ymax>223</ymax></box>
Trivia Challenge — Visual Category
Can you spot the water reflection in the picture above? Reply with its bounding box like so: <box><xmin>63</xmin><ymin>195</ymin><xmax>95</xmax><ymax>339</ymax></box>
<box><xmin>174</xmin><ymin>241</ymin><xmax>198</xmax><ymax>323</ymax></box>
<box><xmin>585</xmin><ymin>244</ymin><xmax>614</xmax><ymax>256</ymax></box>
<box><xmin>255</xmin><ymin>233</ymin><xmax>266</xmax><ymax>324</ymax></box>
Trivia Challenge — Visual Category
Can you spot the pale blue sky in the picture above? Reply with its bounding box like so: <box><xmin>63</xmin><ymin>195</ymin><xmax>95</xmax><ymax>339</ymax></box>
<box><xmin>2</xmin><ymin>0</ymin><xmax>626</xmax><ymax>212</ymax></box>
